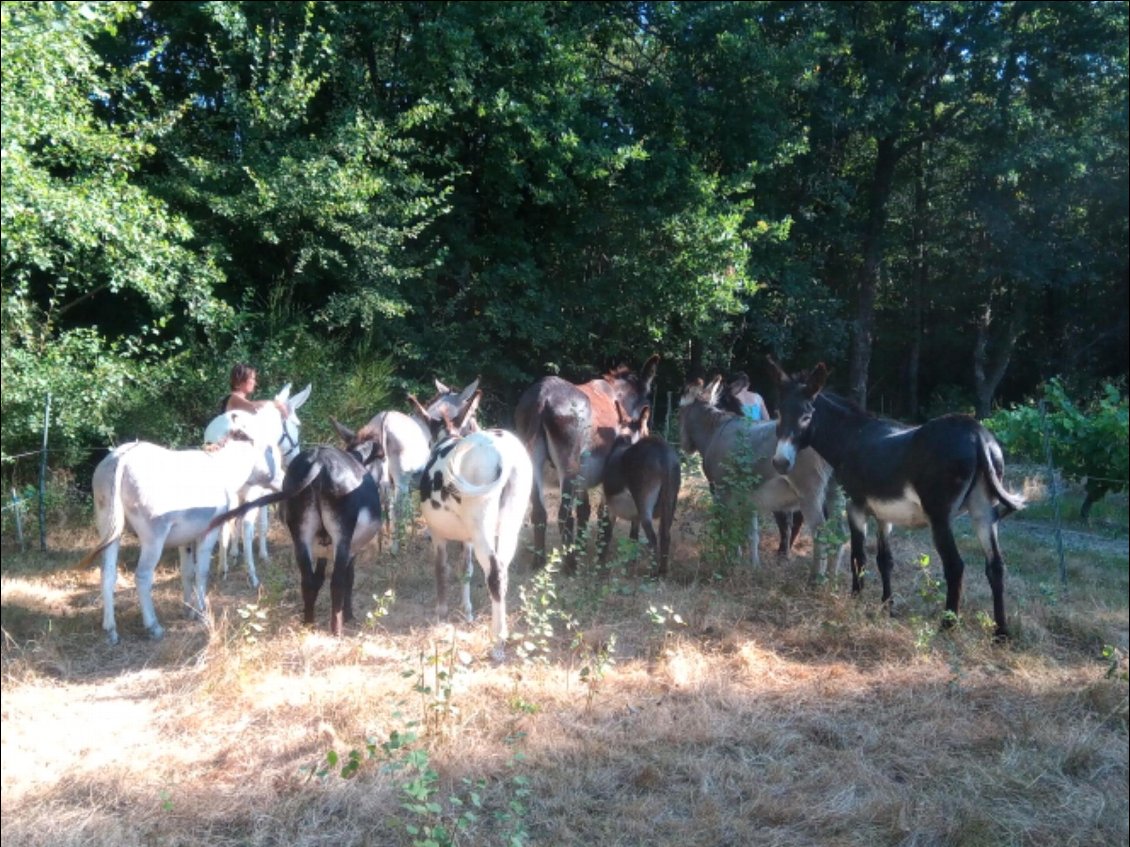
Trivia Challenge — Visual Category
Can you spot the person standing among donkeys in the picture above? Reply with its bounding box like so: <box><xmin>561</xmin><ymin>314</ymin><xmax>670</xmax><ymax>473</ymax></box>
<box><xmin>728</xmin><ymin>371</ymin><xmax>769</xmax><ymax>421</ymax></box>
<box><xmin>221</xmin><ymin>363</ymin><xmax>290</xmax><ymax>417</ymax></box>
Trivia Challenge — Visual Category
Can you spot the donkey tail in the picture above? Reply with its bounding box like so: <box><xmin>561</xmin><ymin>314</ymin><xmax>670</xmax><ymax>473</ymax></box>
<box><xmin>78</xmin><ymin>443</ymin><xmax>139</xmax><ymax>568</ymax></box>
<box><xmin>206</xmin><ymin>451</ymin><xmax>322</xmax><ymax>533</ymax></box>
<box><xmin>979</xmin><ymin>428</ymin><xmax>1026</xmax><ymax>519</ymax></box>
<box><xmin>207</xmin><ymin>489</ymin><xmax>290</xmax><ymax>534</ymax></box>
<box><xmin>447</xmin><ymin>434</ymin><xmax>510</xmax><ymax>498</ymax></box>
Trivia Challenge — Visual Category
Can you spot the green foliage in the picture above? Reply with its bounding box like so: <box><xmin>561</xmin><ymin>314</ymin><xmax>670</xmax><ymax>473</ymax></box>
<box><xmin>986</xmin><ymin>379</ymin><xmax>1129</xmax><ymax>512</ymax></box>
<box><xmin>699</xmin><ymin>438</ymin><xmax>763</xmax><ymax>575</ymax></box>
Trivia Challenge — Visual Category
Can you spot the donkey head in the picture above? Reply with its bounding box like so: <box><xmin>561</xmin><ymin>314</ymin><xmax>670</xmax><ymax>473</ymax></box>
<box><xmin>409</xmin><ymin>386</ymin><xmax>482</xmax><ymax>445</ymax></box>
<box><xmin>411</xmin><ymin>378</ymin><xmax>481</xmax><ymax>439</ymax></box>
<box><xmin>614</xmin><ymin>401</ymin><xmax>651</xmax><ymax>445</ymax></box>
<box><xmin>330</xmin><ymin>417</ymin><xmax>387</xmax><ymax>474</ymax></box>
<box><xmin>602</xmin><ymin>354</ymin><xmax>659</xmax><ymax>416</ymax></box>
<box><xmin>767</xmin><ymin>357</ymin><xmax>829</xmax><ymax>472</ymax></box>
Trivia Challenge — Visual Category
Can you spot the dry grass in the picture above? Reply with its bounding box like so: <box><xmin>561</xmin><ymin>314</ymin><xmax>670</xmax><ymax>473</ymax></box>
<box><xmin>2</xmin><ymin>475</ymin><xmax>1127</xmax><ymax>847</ymax></box>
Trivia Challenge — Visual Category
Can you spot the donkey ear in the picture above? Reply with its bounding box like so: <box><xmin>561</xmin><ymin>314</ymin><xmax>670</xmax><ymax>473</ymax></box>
<box><xmin>434</xmin><ymin>379</ymin><xmax>451</xmax><ymax>396</ymax></box>
<box><xmin>640</xmin><ymin>354</ymin><xmax>660</xmax><ymax>389</ymax></box>
<box><xmin>408</xmin><ymin>393</ymin><xmax>431</xmax><ymax>420</ymax></box>
<box><xmin>615</xmin><ymin>400</ymin><xmax>629</xmax><ymax>426</ymax></box>
<box><xmin>766</xmin><ymin>355</ymin><xmax>788</xmax><ymax>385</ymax></box>
<box><xmin>705</xmin><ymin>375</ymin><xmax>724</xmax><ymax>404</ymax></box>
<box><xmin>805</xmin><ymin>363</ymin><xmax>829</xmax><ymax>396</ymax></box>
<box><xmin>274</xmin><ymin>383</ymin><xmax>293</xmax><ymax>403</ymax></box>
<box><xmin>289</xmin><ymin>383</ymin><xmax>312</xmax><ymax>412</ymax></box>
<box><xmin>638</xmin><ymin>405</ymin><xmax>651</xmax><ymax>435</ymax></box>
<box><xmin>457</xmin><ymin>377</ymin><xmax>481</xmax><ymax>404</ymax></box>
<box><xmin>452</xmin><ymin>389</ymin><xmax>482</xmax><ymax>432</ymax></box>
<box><xmin>330</xmin><ymin>417</ymin><xmax>356</xmax><ymax>444</ymax></box>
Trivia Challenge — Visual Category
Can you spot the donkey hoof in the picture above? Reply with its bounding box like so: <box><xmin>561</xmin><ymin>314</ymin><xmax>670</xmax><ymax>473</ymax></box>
<box><xmin>106</xmin><ymin>628</ymin><xmax>120</xmax><ymax>646</ymax></box>
<box><xmin>247</xmin><ymin>575</ymin><xmax>261</xmax><ymax>590</ymax></box>
<box><xmin>146</xmin><ymin>624</ymin><xmax>166</xmax><ymax>641</ymax></box>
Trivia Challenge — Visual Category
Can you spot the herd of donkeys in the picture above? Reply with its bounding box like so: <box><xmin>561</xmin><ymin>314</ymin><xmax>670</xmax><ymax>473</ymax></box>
<box><xmin>81</xmin><ymin>356</ymin><xmax>1026</xmax><ymax>656</ymax></box>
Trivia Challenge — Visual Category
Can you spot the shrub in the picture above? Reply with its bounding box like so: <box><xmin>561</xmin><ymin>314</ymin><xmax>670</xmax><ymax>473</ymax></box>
<box><xmin>986</xmin><ymin>378</ymin><xmax>1128</xmax><ymax>519</ymax></box>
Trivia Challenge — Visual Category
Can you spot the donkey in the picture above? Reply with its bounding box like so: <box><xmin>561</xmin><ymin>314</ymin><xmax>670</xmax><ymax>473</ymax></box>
<box><xmin>79</xmin><ymin>422</ymin><xmax>283</xmax><ymax>645</ymax></box>
<box><xmin>203</xmin><ymin>382</ymin><xmax>311</xmax><ymax>586</ymax></box>
<box><xmin>412</xmin><ymin>389</ymin><xmax>533</xmax><ymax>660</ymax></box>
<box><xmin>769</xmin><ymin>358</ymin><xmax>1025</xmax><ymax>639</ymax></box>
<box><xmin>713</xmin><ymin>379</ymin><xmax>805</xmax><ymax>557</ymax></box>
<box><xmin>600</xmin><ymin>403</ymin><xmax>681</xmax><ymax>577</ymax></box>
<box><xmin>332</xmin><ymin>379</ymin><xmax>481</xmax><ymax>553</ymax></box>
<box><xmin>515</xmin><ymin>355</ymin><xmax>659</xmax><ymax>573</ymax></box>
<box><xmin>679</xmin><ymin>377</ymin><xmax>835</xmax><ymax>575</ymax></box>
<box><xmin>209</xmin><ymin>437</ymin><xmax>384</xmax><ymax>636</ymax></box>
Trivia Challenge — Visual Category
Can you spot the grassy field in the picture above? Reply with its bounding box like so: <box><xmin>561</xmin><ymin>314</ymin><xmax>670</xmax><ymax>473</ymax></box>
<box><xmin>2</xmin><ymin>469</ymin><xmax>1127</xmax><ymax>847</ymax></box>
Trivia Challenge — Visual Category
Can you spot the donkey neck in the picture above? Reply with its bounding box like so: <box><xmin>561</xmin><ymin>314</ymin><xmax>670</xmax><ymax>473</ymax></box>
<box><xmin>680</xmin><ymin>401</ymin><xmax>743</xmax><ymax>456</ymax></box>
<box><xmin>808</xmin><ymin>392</ymin><xmax>878</xmax><ymax>470</ymax></box>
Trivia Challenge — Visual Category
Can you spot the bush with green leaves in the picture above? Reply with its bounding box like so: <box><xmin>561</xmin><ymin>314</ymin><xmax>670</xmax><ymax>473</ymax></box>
<box><xmin>986</xmin><ymin>378</ymin><xmax>1128</xmax><ymax>519</ymax></box>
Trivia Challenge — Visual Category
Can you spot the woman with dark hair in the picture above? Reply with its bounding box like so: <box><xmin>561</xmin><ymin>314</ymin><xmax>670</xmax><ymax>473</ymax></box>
<box><xmin>221</xmin><ymin>363</ymin><xmax>288</xmax><ymax>416</ymax></box>
<box><xmin>728</xmin><ymin>371</ymin><xmax>769</xmax><ymax>421</ymax></box>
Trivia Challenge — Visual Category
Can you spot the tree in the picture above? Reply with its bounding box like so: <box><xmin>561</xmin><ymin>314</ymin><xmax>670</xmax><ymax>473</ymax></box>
<box><xmin>1</xmin><ymin>1</ymin><xmax>224</xmax><ymax>470</ymax></box>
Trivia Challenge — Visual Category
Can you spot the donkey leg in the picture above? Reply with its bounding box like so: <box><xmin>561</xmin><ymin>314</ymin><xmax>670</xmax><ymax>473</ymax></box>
<box><xmin>657</xmin><ymin>517</ymin><xmax>672</xmax><ymax>579</ymax></box>
<box><xmin>970</xmin><ymin>491</ymin><xmax>1009</xmax><ymax>639</ymax></box>
<box><xmin>345</xmin><ymin>557</ymin><xmax>356</xmax><ymax>624</ymax></box>
<box><xmin>294</xmin><ymin>544</ymin><xmax>322</xmax><ymax>626</ymax></box>
<box><xmin>530</xmin><ymin>483</ymin><xmax>550</xmax><ymax>571</ymax></box>
<box><xmin>930</xmin><ymin>520</ymin><xmax>966</xmax><ymax>630</ymax></box>
<box><xmin>256</xmin><ymin>506</ymin><xmax>270</xmax><ymax>562</ymax></box>
<box><xmin>219</xmin><ymin>521</ymin><xmax>233</xmax><ymax>580</ymax></box>
<box><xmin>460</xmin><ymin>543</ymin><xmax>475</xmax><ymax>622</ymax></box>
<box><xmin>135</xmin><ymin>540</ymin><xmax>167</xmax><ymax>640</ymax></box>
<box><xmin>847</xmin><ymin>503</ymin><xmax>869</xmax><ymax>595</ymax></box>
<box><xmin>559</xmin><ymin>478</ymin><xmax>585</xmax><ymax>574</ymax></box>
<box><xmin>328</xmin><ymin>542</ymin><xmax>353</xmax><ymax>636</ymax></box>
<box><xmin>874</xmin><ymin>522</ymin><xmax>895</xmax><ymax>615</ymax></box>
<box><xmin>433</xmin><ymin>540</ymin><xmax>450</xmax><ymax>620</ymax></box>
<box><xmin>789</xmin><ymin>511</ymin><xmax>804</xmax><ymax>550</ymax></box>
<box><xmin>100</xmin><ymin>540</ymin><xmax>123</xmax><ymax>645</ymax></box>
<box><xmin>242</xmin><ymin>506</ymin><xmax>261</xmax><ymax>589</ymax></box>
<box><xmin>471</xmin><ymin>534</ymin><xmax>508</xmax><ymax>659</ymax></box>
<box><xmin>638</xmin><ymin>516</ymin><xmax>660</xmax><ymax>577</ymax></box>
<box><xmin>193</xmin><ymin>531</ymin><xmax>221</xmax><ymax>621</ymax></box>
<box><xmin>981</xmin><ymin>522</ymin><xmax>1009</xmax><ymax>641</ymax></box>
<box><xmin>773</xmin><ymin>511</ymin><xmax>791</xmax><ymax>556</ymax></box>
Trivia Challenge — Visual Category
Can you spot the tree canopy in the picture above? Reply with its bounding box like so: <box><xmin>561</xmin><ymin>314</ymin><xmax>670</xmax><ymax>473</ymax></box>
<box><xmin>3</xmin><ymin>1</ymin><xmax>1127</xmax><ymax>480</ymax></box>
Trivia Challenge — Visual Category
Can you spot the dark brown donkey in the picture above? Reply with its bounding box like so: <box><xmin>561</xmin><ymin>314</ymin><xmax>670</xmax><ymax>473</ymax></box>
<box><xmin>515</xmin><ymin>355</ymin><xmax>659</xmax><ymax>572</ymax></box>
<box><xmin>600</xmin><ymin>403</ymin><xmax>681</xmax><ymax>577</ymax></box>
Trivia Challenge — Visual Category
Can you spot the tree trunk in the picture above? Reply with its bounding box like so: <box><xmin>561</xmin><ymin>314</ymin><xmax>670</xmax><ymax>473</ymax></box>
<box><xmin>848</xmin><ymin>135</ymin><xmax>900</xmax><ymax>410</ymax></box>
<box><xmin>907</xmin><ymin>139</ymin><xmax>931</xmax><ymax>419</ymax></box>
<box><xmin>972</xmin><ymin>299</ymin><xmax>1022</xmax><ymax>419</ymax></box>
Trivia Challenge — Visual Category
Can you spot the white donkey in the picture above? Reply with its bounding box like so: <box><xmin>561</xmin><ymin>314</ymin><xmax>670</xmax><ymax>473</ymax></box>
<box><xmin>332</xmin><ymin>378</ymin><xmax>481</xmax><ymax>553</ymax></box>
<box><xmin>203</xmin><ymin>382</ymin><xmax>311</xmax><ymax>586</ymax></box>
<box><xmin>409</xmin><ymin>389</ymin><xmax>532</xmax><ymax>660</ymax></box>
<box><xmin>80</xmin><ymin>416</ymin><xmax>283</xmax><ymax>645</ymax></box>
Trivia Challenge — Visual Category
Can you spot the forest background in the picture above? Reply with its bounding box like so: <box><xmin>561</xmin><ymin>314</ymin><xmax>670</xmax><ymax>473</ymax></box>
<box><xmin>3</xmin><ymin>0</ymin><xmax>1128</xmax><ymax>492</ymax></box>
